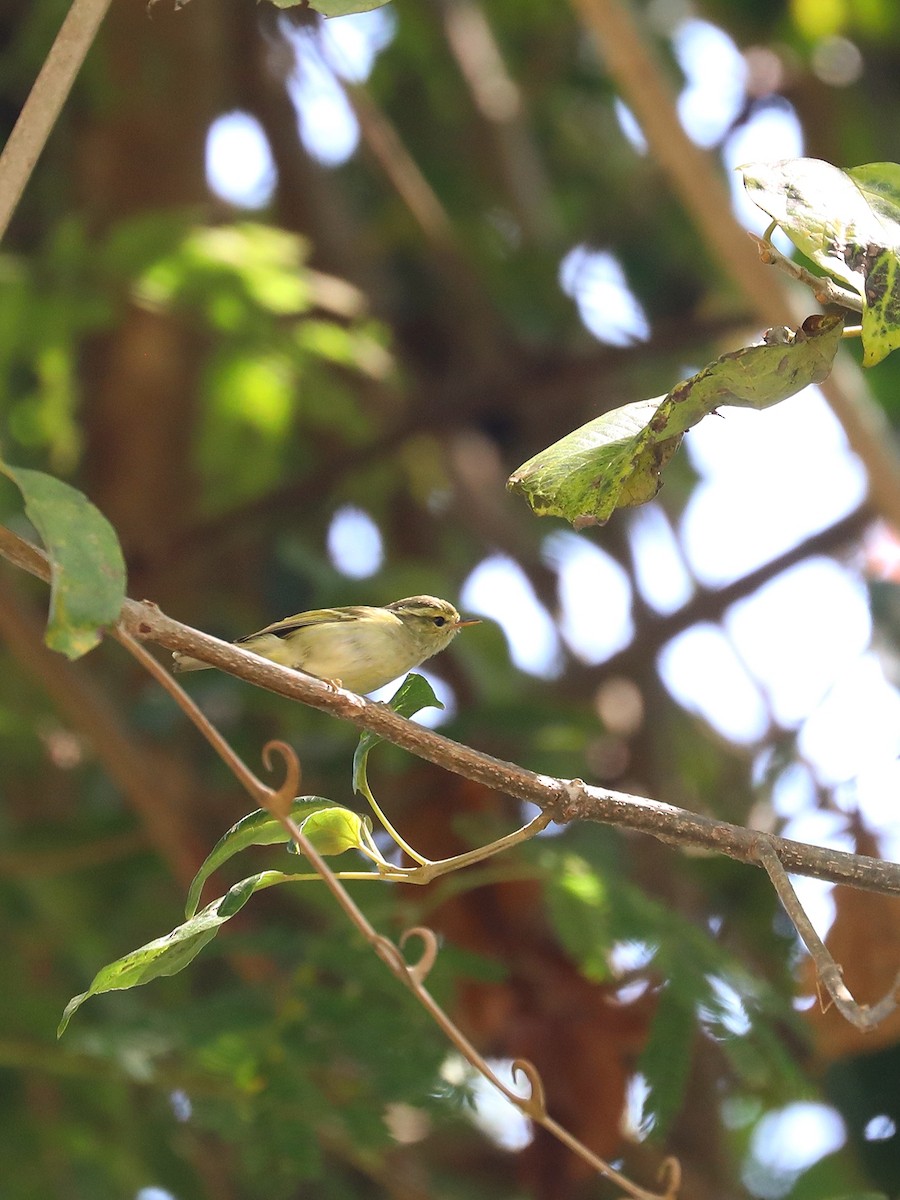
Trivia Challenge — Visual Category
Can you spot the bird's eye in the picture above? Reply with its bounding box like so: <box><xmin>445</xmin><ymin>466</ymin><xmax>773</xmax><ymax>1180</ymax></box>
<box><xmin>433</xmin><ymin>616</ymin><xmax>447</xmax><ymax>627</ymax></box>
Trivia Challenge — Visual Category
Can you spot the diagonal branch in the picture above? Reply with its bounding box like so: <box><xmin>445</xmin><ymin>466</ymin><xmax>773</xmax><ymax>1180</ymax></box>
<box><xmin>3</xmin><ymin>521</ymin><xmax>900</xmax><ymax>899</ymax></box>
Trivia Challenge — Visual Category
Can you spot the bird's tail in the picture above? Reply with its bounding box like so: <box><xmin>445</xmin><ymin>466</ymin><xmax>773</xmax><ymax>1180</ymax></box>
<box><xmin>171</xmin><ymin>652</ymin><xmax>211</xmax><ymax>673</ymax></box>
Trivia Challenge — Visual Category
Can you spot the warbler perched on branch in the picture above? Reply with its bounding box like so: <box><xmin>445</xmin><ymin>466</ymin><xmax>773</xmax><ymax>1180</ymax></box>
<box><xmin>172</xmin><ymin>595</ymin><xmax>480</xmax><ymax>695</ymax></box>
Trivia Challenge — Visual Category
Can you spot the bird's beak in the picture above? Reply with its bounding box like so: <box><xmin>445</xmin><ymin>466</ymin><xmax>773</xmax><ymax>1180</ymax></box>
<box><xmin>454</xmin><ymin>618</ymin><xmax>482</xmax><ymax>628</ymax></box>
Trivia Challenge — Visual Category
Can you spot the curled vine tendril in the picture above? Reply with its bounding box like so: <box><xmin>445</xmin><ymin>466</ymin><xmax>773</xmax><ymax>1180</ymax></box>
<box><xmin>657</xmin><ymin>1157</ymin><xmax>682</xmax><ymax>1200</ymax></box>
<box><xmin>510</xmin><ymin>1058</ymin><xmax>547</xmax><ymax>1119</ymax></box>
<box><xmin>399</xmin><ymin>926</ymin><xmax>439</xmax><ymax>985</ymax></box>
<box><xmin>261</xmin><ymin>739</ymin><xmax>301</xmax><ymax>818</ymax></box>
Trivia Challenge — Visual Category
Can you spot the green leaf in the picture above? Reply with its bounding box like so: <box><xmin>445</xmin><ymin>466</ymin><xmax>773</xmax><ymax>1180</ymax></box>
<box><xmin>848</xmin><ymin>166</ymin><xmax>900</xmax><ymax>366</ymax></box>
<box><xmin>307</xmin><ymin>0</ymin><xmax>392</xmax><ymax>14</ymax></box>
<box><xmin>59</xmin><ymin>871</ymin><xmax>291</xmax><ymax>1036</ymax></box>
<box><xmin>509</xmin><ymin>397</ymin><xmax>681</xmax><ymax>529</ymax></box>
<box><xmin>545</xmin><ymin>855</ymin><xmax>613</xmax><ymax>982</ymax></box>
<box><xmin>847</xmin><ymin>162</ymin><xmax>900</xmax><ymax>224</ymax></box>
<box><xmin>295</xmin><ymin>807</ymin><xmax>370</xmax><ymax>857</ymax></box>
<box><xmin>184</xmin><ymin>797</ymin><xmax>353</xmax><ymax>918</ymax></box>
<box><xmin>741</xmin><ymin>158</ymin><xmax>883</xmax><ymax>295</ymax></box>
<box><xmin>507</xmin><ymin>314</ymin><xmax>843</xmax><ymax>527</ymax></box>
<box><xmin>387</xmin><ymin>671</ymin><xmax>444</xmax><ymax>722</ymax></box>
<box><xmin>637</xmin><ymin>981</ymin><xmax>696</xmax><ymax>1139</ymax></box>
<box><xmin>352</xmin><ymin>673</ymin><xmax>443</xmax><ymax>799</ymax></box>
<box><xmin>859</xmin><ymin>248</ymin><xmax>900</xmax><ymax>366</ymax></box>
<box><xmin>0</xmin><ymin>463</ymin><xmax>126</xmax><ymax>658</ymax></box>
<box><xmin>741</xmin><ymin>157</ymin><xmax>900</xmax><ymax>366</ymax></box>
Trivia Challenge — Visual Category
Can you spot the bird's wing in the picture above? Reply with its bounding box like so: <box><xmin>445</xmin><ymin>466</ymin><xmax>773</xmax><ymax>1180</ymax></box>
<box><xmin>235</xmin><ymin>606</ymin><xmax>372</xmax><ymax>644</ymax></box>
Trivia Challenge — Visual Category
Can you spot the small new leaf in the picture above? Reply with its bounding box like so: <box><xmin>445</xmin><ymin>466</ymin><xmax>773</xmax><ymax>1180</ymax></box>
<box><xmin>0</xmin><ymin>463</ymin><xmax>126</xmax><ymax>658</ymax></box>
<box><xmin>353</xmin><ymin>673</ymin><xmax>443</xmax><ymax>798</ymax></box>
<box><xmin>296</xmin><ymin>807</ymin><xmax>369</xmax><ymax>856</ymax></box>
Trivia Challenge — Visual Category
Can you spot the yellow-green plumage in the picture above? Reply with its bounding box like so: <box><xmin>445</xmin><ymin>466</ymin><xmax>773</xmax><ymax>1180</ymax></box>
<box><xmin>172</xmin><ymin>596</ymin><xmax>478</xmax><ymax>695</ymax></box>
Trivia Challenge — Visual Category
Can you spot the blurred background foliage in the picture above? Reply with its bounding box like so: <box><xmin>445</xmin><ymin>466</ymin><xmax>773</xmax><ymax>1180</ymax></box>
<box><xmin>3</xmin><ymin>0</ymin><xmax>900</xmax><ymax>1197</ymax></box>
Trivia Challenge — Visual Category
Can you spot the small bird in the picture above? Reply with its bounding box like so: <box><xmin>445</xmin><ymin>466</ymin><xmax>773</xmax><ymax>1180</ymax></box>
<box><xmin>172</xmin><ymin>595</ymin><xmax>480</xmax><ymax>695</ymax></box>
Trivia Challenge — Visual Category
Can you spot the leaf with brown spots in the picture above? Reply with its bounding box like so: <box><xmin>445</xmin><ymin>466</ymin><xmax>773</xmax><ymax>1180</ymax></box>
<box><xmin>508</xmin><ymin>314</ymin><xmax>843</xmax><ymax>527</ymax></box>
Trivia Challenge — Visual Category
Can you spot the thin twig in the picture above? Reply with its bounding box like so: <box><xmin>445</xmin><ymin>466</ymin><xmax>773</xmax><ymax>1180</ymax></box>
<box><xmin>749</xmin><ymin>230</ymin><xmax>863</xmax><ymax>312</ymax></box>
<box><xmin>113</xmin><ymin>626</ymin><xmax>283</xmax><ymax>809</ymax></box>
<box><xmin>0</xmin><ymin>0</ymin><xmax>113</xmax><ymax>242</ymax></box>
<box><xmin>755</xmin><ymin>836</ymin><xmax>900</xmax><ymax>1031</ymax></box>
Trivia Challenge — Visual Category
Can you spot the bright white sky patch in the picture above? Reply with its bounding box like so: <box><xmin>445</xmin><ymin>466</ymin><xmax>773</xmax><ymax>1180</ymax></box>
<box><xmin>769</xmin><ymin>762</ymin><xmax>817</xmax><ymax>818</ymax></box>
<box><xmin>674</xmin><ymin>19</ymin><xmax>747</xmax><ymax>147</ymax></box>
<box><xmin>441</xmin><ymin>1055</ymin><xmax>533</xmax><ymax>1150</ymax></box>
<box><xmin>280</xmin><ymin>9</ymin><xmax>395</xmax><ymax>168</ymax></box>
<box><xmin>543</xmin><ymin>531</ymin><xmax>634</xmax><ymax>662</ymax></box>
<box><xmin>326</xmin><ymin>504</ymin><xmax>384</xmax><ymax>578</ymax></box>
<box><xmin>609</xmin><ymin>939</ymin><xmax>656</xmax><ymax>975</ymax></box>
<box><xmin>852</xmin><ymin>759</ymin><xmax>900</xmax><ymax>863</ymax></box>
<box><xmin>614</xmin><ymin>97</ymin><xmax>647</xmax><ymax>154</ymax></box>
<box><xmin>205</xmin><ymin>112</ymin><xmax>275</xmax><ymax>209</ymax></box>
<box><xmin>462</xmin><ymin>555</ymin><xmax>563</xmax><ymax>678</ymax></box>
<box><xmin>658</xmin><ymin>623</ymin><xmax>769</xmax><ymax>744</ymax></box>
<box><xmin>614</xmin><ymin>17</ymin><xmax>746</xmax><ymax>153</ymax></box>
<box><xmin>864</xmin><ymin>1114</ymin><xmax>896</xmax><ymax>1142</ymax></box>
<box><xmin>680</xmin><ymin>388</ymin><xmax>867</xmax><ymax>586</ymax></box>
<box><xmin>744</xmin><ymin>1103</ymin><xmax>845</xmax><ymax>1196</ymax></box>
<box><xmin>623</xmin><ymin>1071</ymin><xmax>654</xmax><ymax>1139</ymax></box>
<box><xmin>723</xmin><ymin>101</ymin><xmax>804</xmax><ymax>241</ymax></box>
<box><xmin>287</xmin><ymin>51</ymin><xmax>359</xmax><ymax>167</ymax></box>
<box><xmin>627</xmin><ymin>504</ymin><xmax>694</xmax><ymax>614</ymax></box>
<box><xmin>471</xmin><ymin>1059</ymin><xmax>534</xmax><ymax>1150</ymax></box>
<box><xmin>559</xmin><ymin>245</ymin><xmax>650</xmax><ymax>346</ymax></box>
<box><xmin>799</xmin><ymin>654</ymin><xmax>900</xmax><ymax>785</ymax></box>
<box><xmin>773</xmin><ymin>771</ymin><xmax>847</xmax><ymax>937</ymax></box>
<box><xmin>726</xmin><ymin>560</ymin><xmax>871</xmax><ymax>727</ymax></box>
<box><xmin>700</xmin><ymin>974</ymin><xmax>751</xmax><ymax>1037</ymax></box>
<box><xmin>319</xmin><ymin>6</ymin><xmax>397</xmax><ymax>82</ymax></box>
<box><xmin>772</xmin><ymin>806</ymin><xmax>851</xmax><ymax>940</ymax></box>
<box><xmin>169</xmin><ymin>1088</ymin><xmax>192</xmax><ymax>1122</ymax></box>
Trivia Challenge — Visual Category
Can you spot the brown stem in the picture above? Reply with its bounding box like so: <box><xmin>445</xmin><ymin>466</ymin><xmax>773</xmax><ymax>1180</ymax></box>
<box><xmin>113</xmin><ymin>626</ymin><xmax>277</xmax><ymax>809</ymax></box>
<box><xmin>0</xmin><ymin>0</ymin><xmax>113</xmax><ymax>241</ymax></box>
<box><xmin>756</xmin><ymin>836</ymin><xmax>900</xmax><ymax>1031</ymax></box>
